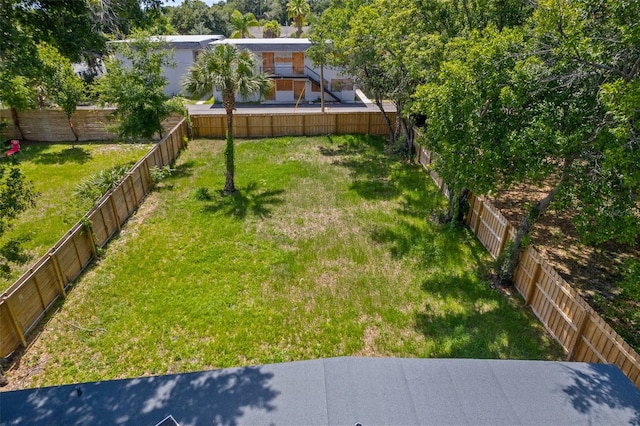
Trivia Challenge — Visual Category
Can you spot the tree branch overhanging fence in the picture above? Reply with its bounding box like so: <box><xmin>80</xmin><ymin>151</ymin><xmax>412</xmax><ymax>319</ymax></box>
<box><xmin>414</xmin><ymin>139</ymin><xmax>640</xmax><ymax>390</ymax></box>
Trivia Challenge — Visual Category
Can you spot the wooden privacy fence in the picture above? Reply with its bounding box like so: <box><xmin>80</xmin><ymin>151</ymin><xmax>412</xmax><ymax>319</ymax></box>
<box><xmin>0</xmin><ymin>119</ymin><xmax>189</xmax><ymax>358</ymax></box>
<box><xmin>414</xmin><ymin>139</ymin><xmax>640</xmax><ymax>389</ymax></box>
<box><xmin>190</xmin><ymin>111</ymin><xmax>396</xmax><ymax>138</ymax></box>
<box><xmin>0</xmin><ymin>108</ymin><xmax>183</xmax><ymax>142</ymax></box>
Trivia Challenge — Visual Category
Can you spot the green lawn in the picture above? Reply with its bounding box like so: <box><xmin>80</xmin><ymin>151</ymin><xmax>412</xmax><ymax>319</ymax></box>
<box><xmin>0</xmin><ymin>142</ymin><xmax>154</xmax><ymax>288</ymax></box>
<box><xmin>12</xmin><ymin>135</ymin><xmax>563</xmax><ymax>388</ymax></box>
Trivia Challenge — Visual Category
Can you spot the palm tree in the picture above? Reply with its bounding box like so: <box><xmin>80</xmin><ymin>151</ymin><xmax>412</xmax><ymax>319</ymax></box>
<box><xmin>182</xmin><ymin>44</ymin><xmax>272</xmax><ymax>194</ymax></box>
<box><xmin>286</xmin><ymin>0</ymin><xmax>310</xmax><ymax>38</ymax></box>
<box><xmin>229</xmin><ymin>10</ymin><xmax>259</xmax><ymax>38</ymax></box>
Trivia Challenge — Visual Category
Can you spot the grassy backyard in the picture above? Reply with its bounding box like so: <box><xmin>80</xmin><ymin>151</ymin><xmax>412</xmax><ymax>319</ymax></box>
<box><xmin>6</xmin><ymin>135</ymin><xmax>563</xmax><ymax>389</ymax></box>
<box><xmin>0</xmin><ymin>142</ymin><xmax>154</xmax><ymax>288</ymax></box>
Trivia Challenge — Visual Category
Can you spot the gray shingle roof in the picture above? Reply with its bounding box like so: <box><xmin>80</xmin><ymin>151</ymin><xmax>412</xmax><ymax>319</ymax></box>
<box><xmin>2</xmin><ymin>357</ymin><xmax>639</xmax><ymax>425</ymax></box>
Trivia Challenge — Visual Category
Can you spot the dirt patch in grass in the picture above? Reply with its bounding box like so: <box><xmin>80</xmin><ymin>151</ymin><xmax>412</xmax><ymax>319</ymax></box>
<box><xmin>488</xmin><ymin>183</ymin><xmax>640</xmax><ymax>353</ymax></box>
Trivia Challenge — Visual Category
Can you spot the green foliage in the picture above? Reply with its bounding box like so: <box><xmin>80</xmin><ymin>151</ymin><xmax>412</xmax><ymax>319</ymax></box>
<box><xmin>620</xmin><ymin>260</ymin><xmax>640</xmax><ymax>300</ymax></box>
<box><xmin>0</xmin><ymin>142</ymin><xmax>153</xmax><ymax>287</ymax></box>
<box><xmin>287</xmin><ymin>0</ymin><xmax>311</xmax><ymax>37</ymax></box>
<box><xmin>193</xmin><ymin>186</ymin><xmax>212</xmax><ymax>201</ymax></box>
<box><xmin>150</xmin><ymin>165</ymin><xmax>174</xmax><ymax>183</ymax></box>
<box><xmin>165</xmin><ymin>0</ymin><xmax>228</xmax><ymax>36</ymax></box>
<box><xmin>94</xmin><ymin>32</ymin><xmax>176</xmax><ymax>142</ymax></box>
<box><xmin>263</xmin><ymin>20</ymin><xmax>281</xmax><ymax>38</ymax></box>
<box><xmin>229</xmin><ymin>9</ymin><xmax>260</xmax><ymax>38</ymax></box>
<box><xmin>73</xmin><ymin>164</ymin><xmax>131</xmax><ymax>210</ymax></box>
<box><xmin>36</xmin><ymin>44</ymin><xmax>85</xmax><ymax>124</ymax></box>
<box><xmin>0</xmin><ymin>162</ymin><xmax>38</xmax><ymax>277</ymax></box>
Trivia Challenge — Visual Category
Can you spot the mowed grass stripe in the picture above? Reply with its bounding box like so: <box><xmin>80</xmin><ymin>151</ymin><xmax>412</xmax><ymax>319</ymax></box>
<box><xmin>12</xmin><ymin>135</ymin><xmax>563</xmax><ymax>388</ymax></box>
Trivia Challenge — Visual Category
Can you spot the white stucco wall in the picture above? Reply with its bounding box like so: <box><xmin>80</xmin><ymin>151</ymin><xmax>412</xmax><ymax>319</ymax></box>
<box><xmin>164</xmin><ymin>48</ymin><xmax>196</xmax><ymax>97</ymax></box>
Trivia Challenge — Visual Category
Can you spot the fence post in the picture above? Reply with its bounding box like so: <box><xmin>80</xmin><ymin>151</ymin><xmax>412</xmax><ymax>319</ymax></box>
<box><xmin>525</xmin><ymin>259</ymin><xmax>542</xmax><ymax>305</ymax></box>
<box><xmin>498</xmin><ymin>223</ymin><xmax>511</xmax><ymax>256</ymax></box>
<box><xmin>567</xmin><ymin>307</ymin><xmax>590</xmax><ymax>361</ymax></box>
<box><xmin>84</xmin><ymin>221</ymin><xmax>98</xmax><ymax>259</ymax></box>
<box><xmin>109</xmin><ymin>195</ymin><xmax>121</xmax><ymax>231</ymax></box>
<box><xmin>3</xmin><ymin>297</ymin><xmax>26</xmax><ymax>348</ymax></box>
<box><xmin>49</xmin><ymin>253</ymin><xmax>67</xmax><ymax>298</ymax></box>
<box><xmin>474</xmin><ymin>198</ymin><xmax>484</xmax><ymax>234</ymax></box>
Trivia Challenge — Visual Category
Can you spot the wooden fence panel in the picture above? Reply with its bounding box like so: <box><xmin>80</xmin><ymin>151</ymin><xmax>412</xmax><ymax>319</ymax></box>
<box><xmin>192</xmin><ymin>115</ymin><xmax>225</xmax><ymax>138</ymax></box>
<box><xmin>190</xmin><ymin>111</ymin><xmax>396</xmax><ymax>140</ymax></box>
<box><xmin>6</xmin><ymin>278</ymin><xmax>45</xmax><ymax>337</ymax></box>
<box><xmin>304</xmin><ymin>114</ymin><xmax>335</xmax><ymax>135</ymax></box>
<box><xmin>0</xmin><ymin>303</ymin><xmax>22</xmax><ymax>355</ymax></box>
<box><xmin>112</xmin><ymin>187</ymin><xmax>132</xmax><ymax>226</ymax></box>
<box><xmin>472</xmin><ymin>198</ymin><xmax>511</xmax><ymax>258</ymax></box>
<box><xmin>0</xmin><ymin>120</ymin><xmax>190</xmax><ymax>359</ymax></box>
<box><xmin>54</xmin><ymin>229</ymin><xmax>93</xmax><ymax>283</ymax></box>
<box><xmin>89</xmin><ymin>199</ymin><xmax>119</xmax><ymax>247</ymax></box>
<box><xmin>0</xmin><ymin>109</ymin><xmax>182</xmax><ymax>142</ymax></box>
<box><xmin>272</xmin><ymin>114</ymin><xmax>305</xmax><ymax>136</ymax></box>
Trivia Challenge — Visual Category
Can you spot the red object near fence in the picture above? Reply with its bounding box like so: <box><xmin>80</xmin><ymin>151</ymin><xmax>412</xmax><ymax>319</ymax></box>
<box><xmin>3</xmin><ymin>140</ymin><xmax>20</xmax><ymax>156</ymax></box>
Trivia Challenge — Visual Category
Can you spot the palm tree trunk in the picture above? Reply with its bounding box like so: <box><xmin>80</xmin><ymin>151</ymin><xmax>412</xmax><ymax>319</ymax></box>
<box><xmin>224</xmin><ymin>108</ymin><xmax>236</xmax><ymax>194</ymax></box>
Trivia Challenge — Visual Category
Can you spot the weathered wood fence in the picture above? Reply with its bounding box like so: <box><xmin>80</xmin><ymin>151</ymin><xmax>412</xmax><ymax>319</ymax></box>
<box><xmin>0</xmin><ymin>109</ymin><xmax>183</xmax><ymax>142</ymax></box>
<box><xmin>414</xmin><ymin>141</ymin><xmax>640</xmax><ymax>389</ymax></box>
<box><xmin>0</xmin><ymin>120</ymin><xmax>189</xmax><ymax>358</ymax></box>
<box><xmin>190</xmin><ymin>111</ymin><xmax>395</xmax><ymax>138</ymax></box>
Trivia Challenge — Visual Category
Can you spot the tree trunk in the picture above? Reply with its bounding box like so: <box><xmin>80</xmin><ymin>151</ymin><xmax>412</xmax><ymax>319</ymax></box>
<box><xmin>68</xmin><ymin>118</ymin><xmax>79</xmax><ymax>144</ymax></box>
<box><xmin>498</xmin><ymin>184</ymin><xmax>561</xmax><ymax>285</ymax></box>
<box><xmin>224</xmin><ymin>109</ymin><xmax>236</xmax><ymax>194</ymax></box>
<box><xmin>373</xmin><ymin>96</ymin><xmax>395</xmax><ymax>146</ymax></box>
<box><xmin>444</xmin><ymin>187</ymin><xmax>470</xmax><ymax>224</ymax></box>
<box><xmin>10</xmin><ymin>107</ymin><xmax>24</xmax><ymax>140</ymax></box>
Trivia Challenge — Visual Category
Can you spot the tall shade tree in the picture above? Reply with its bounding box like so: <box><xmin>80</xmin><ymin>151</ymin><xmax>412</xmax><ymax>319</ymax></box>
<box><xmin>94</xmin><ymin>32</ymin><xmax>182</xmax><ymax>141</ymax></box>
<box><xmin>287</xmin><ymin>0</ymin><xmax>310</xmax><ymax>38</ymax></box>
<box><xmin>229</xmin><ymin>9</ymin><xmax>260</xmax><ymax>38</ymax></box>
<box><xmin>182</xmin><ymin>44</ymin><xmax>272</xmax><ymax>194</ymax></box>
<box><xmin>36</xmin><ymin>44</ymin><xmax>85</xmax><ymax>142</ymax></box>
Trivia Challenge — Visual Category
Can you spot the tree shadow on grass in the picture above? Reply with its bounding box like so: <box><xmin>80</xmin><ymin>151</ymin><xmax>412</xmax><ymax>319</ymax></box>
<box><xmin>202</xmin><ymin>182</ymin><xmax>285</xmax><ymax>220</ymax></box>
<box><xmin>370</xmin><ymin>216</ymin><xmax>484</xmax><ymax>271</ymax></box>
<box><xmin>414</xmin><ymin>271</ymin><xmax>564</xmax><ymax>360</ymax></box>
<box><xmin>28</xmin><ymin>145</ymin><xmax>92</xmax><ymax>165</ymax></box>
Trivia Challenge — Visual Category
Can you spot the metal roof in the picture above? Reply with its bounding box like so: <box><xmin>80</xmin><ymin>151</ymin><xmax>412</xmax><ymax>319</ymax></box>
<box><xmin>210</xmin><ymin>38</ymin><xmax>311</xmax><ymax>53</ymax></box>
<box><xmin>2</xmin><ymin>357</ymin><xmax>639</xmax><ymax>425</ymax></box>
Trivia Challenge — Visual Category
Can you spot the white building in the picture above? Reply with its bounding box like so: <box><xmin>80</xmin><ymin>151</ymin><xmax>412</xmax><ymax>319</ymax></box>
<box><xmin>209</xmin><ymin>38</ymin><xmax>355</xmax><ymax>104</ymax></box>
<box><xmin>114</xmin><ymin>35</ymin><xmax>355</xmax><ymax>103</ymax></box>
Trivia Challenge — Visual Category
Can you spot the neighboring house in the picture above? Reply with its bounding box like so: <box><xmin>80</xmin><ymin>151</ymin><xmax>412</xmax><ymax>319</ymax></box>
<box><xmin>209</xmin><ymin>38</ymin><xmax>355</xmax><ymax>104</ymax></box>
<box><xmin>159</xmin><ymin>35</ymin><xmax>225</xmax><ymax>97</ymax></box>
<box><xmin>112</xmin><ymin>35</ymin><xmax>225</xmax><ymax>97</ymax></box>
<box><xmin>114</xmin><ymin>35</ymin><xmax>355</xmax><ymax>103</ymax></box>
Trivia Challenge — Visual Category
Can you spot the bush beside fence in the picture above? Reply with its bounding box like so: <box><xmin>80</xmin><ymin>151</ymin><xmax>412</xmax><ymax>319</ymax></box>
<box><xmin>0</xmin><ymin>119</ymin><xmax>189</xmax><ymax>358</ymax></box>
<box><xmin>415</xmin><ymin>140</ymin><xmax>640</xmax><ymax>389</ymax></box>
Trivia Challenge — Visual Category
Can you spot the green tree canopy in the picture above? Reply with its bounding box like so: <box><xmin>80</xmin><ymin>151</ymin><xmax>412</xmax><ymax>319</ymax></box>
<box><xmin>94</xmin><ymin>32</ymin><xmax>181</xmax><ymax>141</ymax></box>
<box><xmin>165</xmin><ymin>0</ymin><xmax>228</xmax><ymax>36</ymax></box>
